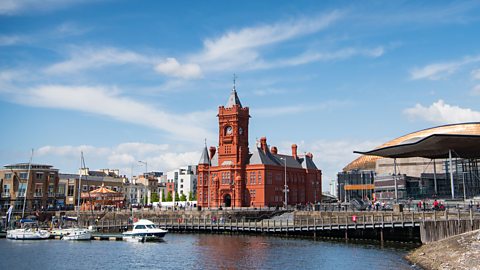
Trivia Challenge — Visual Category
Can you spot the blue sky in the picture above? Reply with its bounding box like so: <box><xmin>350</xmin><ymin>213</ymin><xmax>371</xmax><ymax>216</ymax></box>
<box><xmin>1</xmin><ymin>0</ymin><xmax>480</xmax><ymax>191</ymax></box>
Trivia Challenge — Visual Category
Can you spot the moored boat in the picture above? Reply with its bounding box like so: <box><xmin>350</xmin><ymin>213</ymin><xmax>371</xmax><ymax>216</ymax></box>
<box><xmin>123</xmin><ymin>219</ymin><xmax>167</xmax><ymax>242</ymax></box>
<box><xmin>7</xmin><ymin>219</ymin><xmax>51</xmax><ymax>240</ymax></box>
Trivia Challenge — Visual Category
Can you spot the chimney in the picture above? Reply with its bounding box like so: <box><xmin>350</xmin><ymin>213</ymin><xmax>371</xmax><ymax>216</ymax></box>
<box><xmin>209</xmin><ymin>146</ymin><xmax>216</xmax><ymax>160</ymax></box>
<box><xmin>271</xmin><ymin>146</ymin><xmax>278</xmax><ymax>154</ymax></box>
<box><xmin>260</xmin><ymin>137</ymin><xmax>267</xmax><ymax>153</ymax></box>
<box><xmin>306</xmin><ymin>152</ymin><xmax>313</xmax><ymax>159</ymax></box>
<box><xmin>291</xmin><ymin>144</ymin><xmax>298</xmax><ymax>159</ymax></box>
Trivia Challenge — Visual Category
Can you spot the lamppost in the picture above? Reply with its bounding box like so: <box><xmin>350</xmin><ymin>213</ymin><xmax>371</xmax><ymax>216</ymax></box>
<box><xmin>281</xmin><ymin>157</ymin><xmax>288</xmax><ymax>209</ymax></box>
<box><xmin>231</xmin><ymin>179</ymin><xmax>235</xmax><ymax>210</ymax></box>
<box><xmin>462</xmin><ymin>172</ymin><xmax>467</xmax><ymax>201</ymax></box>
<box><xmin>138</xmin><ymin>160</ymin><xmax>148</xmax><ymax>177</ymax></box>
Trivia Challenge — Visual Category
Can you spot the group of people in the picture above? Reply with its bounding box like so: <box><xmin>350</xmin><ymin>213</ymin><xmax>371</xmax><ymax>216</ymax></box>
<box><xmin>417</xmin><ymin>199</ymin><xmax>445</xmax><ymax>211</ymax></box>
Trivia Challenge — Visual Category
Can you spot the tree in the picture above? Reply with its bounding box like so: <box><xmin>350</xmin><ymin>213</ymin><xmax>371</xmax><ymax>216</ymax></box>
<box><xmin>188</xmin><ymin>191</ymin><xmax>193</xmax><ymax>201</ymax></box>
<box><xmin>161</xmin><ymin>190</ymin><xmax>166</xmax><ymax>202</ymax></box>
<box><xmin>179</xmin><ymin>193</ymin><xmax>187</xmax><ymax>201</ymax></box>
<box><xmin>166</xmin><ymin>191</ymin><xmax>172</xmax><ymax>202</ymax></box>
<box><xmin>151</xmin><ymin>192</ymin><xmax>159</xmax><ymax>203</ymax></box>
<box><xmin>175</xmin><ymin>192</ymin><xmax>180</xmax><ymax>202</ymax></box>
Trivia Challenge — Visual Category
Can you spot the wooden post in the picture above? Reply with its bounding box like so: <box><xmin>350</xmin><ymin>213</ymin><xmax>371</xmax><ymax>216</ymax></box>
<box><xmin>380</xmin><ymin>229</ymin><xmax>384</xmax><ymax>244</ymax></box>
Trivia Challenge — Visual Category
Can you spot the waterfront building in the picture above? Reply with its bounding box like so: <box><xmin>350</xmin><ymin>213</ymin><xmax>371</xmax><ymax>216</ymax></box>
<box><xmin>59</xmin><ymin>168</ymin><xmax>125</xmax><ymax>209</ymax></box>
<box><xmin>123</xmin><ymin>182</ymin><xmax>147</xmax><ymax>206</ymax></box>
<box><xmin>197</xmin><ymin>86</ymin><xmax>322</xmax><ymax>208</ymax></box>
<box><xmin>0</xmin><ymin>163</ymin><xmax>59</xmax><ymax>211</ymax></box>
<box><xmin>341</xmin><ymin>122</ymin><xmax>480</xmax><ymax>201</ymax></box>
<box><xmin>166</xmin><ymin>165</ymin><xmax>197</xmax><ymax>201</ymax></box>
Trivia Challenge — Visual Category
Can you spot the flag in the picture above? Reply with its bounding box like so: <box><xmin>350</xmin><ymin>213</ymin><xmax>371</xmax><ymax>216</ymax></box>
<box><xmin>6</xmin><ymin>205</ymin><xmax>13</xmax><ymax>222</ymax></box>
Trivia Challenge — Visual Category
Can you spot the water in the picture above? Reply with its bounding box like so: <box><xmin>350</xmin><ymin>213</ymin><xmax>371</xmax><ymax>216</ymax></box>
<box><xmin>0</xmin><ymin>234</ymin><xmax>415</xmax><ymax>270</ymax></box>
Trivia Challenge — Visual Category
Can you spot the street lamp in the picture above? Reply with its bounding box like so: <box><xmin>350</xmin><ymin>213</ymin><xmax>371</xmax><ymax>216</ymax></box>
<box><xmin>280</xmin><ymin>157</ymin><xmax>288</xmax><ymax>209</ymax></box>
<box><xmin>231</xmin><ymin>179</ymin><xmax>235</xmax><ymax>210</ymax></box>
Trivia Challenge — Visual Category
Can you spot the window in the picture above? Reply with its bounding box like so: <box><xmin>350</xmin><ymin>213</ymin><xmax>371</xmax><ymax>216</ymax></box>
<box><xmin>57</xmin><ymin>184</ymin><xmax>65</xmax><ymax>195</ymax></box>
<box><xmin>67</xmin><ymin>184</ymin><xmax>74</xmax><ymax>196</ymax></box>
<box><xmin>82</xmin><ymin>185</ymin><xmax>88</xmax><ymax>192</ymax></box>
<box><xmin>267</xmin><ymin>172</ymin><xmax>272</xmax><ymax>185</ymax></box>
<box><xmin>251</xmin><ymin>172</ymin><xmax>257</xmax><ymax>184</ymax></box>
<box><xmin>19</xmin><ymin>172</ymin><xmax>28</xmax><ymax>179</ymax></box>
<box><xmin>5</xmin><ymin>173</ymin><xmax>12</xmax><ymax>179</ymax></box>
<box><xmin>258</xmin><ymin>172</ymin><xmax>262</xmax><ymax>185</ymax></box>
<box><xmin>36</xmin><ymin>173</ymin><xmax>43</xmax><ymax>180</ymax></box>
<box><xmin>48</xmin><ymin>184</ymin><xmax>55</xmax><ymax>197</ymax></box>
<box><xmin>49</xmin><ymin>174</ymin><xmax>56</xmax><ymax>180</ymax></box>
<box><xmin>18</xmin><ymin>183</ymin><xmax>26</xmax><ymax>197</ymax></box>
<box><xmin>275</xmin><ymin>173</ymin><xmax>281</xmax><ymax>183</ymax></box>
<box><xmin>134</xmin><ymin>225</ymin><xmax>146</xmax><ymax>230</ymax></box>
<box><xmin>3</xmin><ymin>184</ymin><xmax>10</xmax><ymax>197</ymax></box>
<box><xmin>222</xmin><ymin>172</ymin><xmax>231</xmax><ymax>184</ymax></box>
<box><xmin>34</xmin><ymin>183</ymin><xmax>43</xmax><ymax>197</ymax></box>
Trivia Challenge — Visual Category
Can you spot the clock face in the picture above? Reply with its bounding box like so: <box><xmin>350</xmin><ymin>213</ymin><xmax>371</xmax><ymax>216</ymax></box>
<box><xmin>226</xmin><ymin>126</ymin><xmax>233</xmax><ymax>135</ymax></box>
<box><xmin>239</xmin><ymin>127</ymin><xmax>243</xmax><ymax>134</ymax></box>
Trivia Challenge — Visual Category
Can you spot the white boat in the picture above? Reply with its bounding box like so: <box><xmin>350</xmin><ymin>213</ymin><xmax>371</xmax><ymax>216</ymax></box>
<box><xmin>62</xmin><ymin>228</ymin><xmax>91</xmax><ymax>241</ymax></box>
<box><xmin>60</xmin><ymin>152</ymin><xmax>92</xmax><ymax>241</ymax></box>
<box><xmin>123</xmin><ymin>219</ymin><xmax>167</xmax><ymax>242</ymax></box>
<box><xmin>7</xmin><ymin>219</ymin><xmax>51</xmax><ymax>240</ymax></box>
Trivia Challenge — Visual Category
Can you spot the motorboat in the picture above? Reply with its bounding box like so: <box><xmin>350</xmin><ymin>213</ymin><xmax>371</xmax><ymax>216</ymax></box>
<box><xmin>7</xmin><ymin>219</ymin><xmax>51</xmax><ymax>240</ymax></box>
<box><xmin>123</xmin><ymin>219</ymin><xmax>167</xmax><ymax>242</ymax></box>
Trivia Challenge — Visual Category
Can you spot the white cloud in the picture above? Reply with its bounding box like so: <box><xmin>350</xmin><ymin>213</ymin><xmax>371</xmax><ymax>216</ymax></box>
<box><xmin>154</xmin><ymin>58</ymin><xmax>202</xmax><ymax>79</ymax></box>
<box><xmin>44</xmin><ymin>47</ymin><xmax>151</xmax><ymax>74</ymax></box>
<box><xmin>404</xmin><ymin>100</ymin><xmax>480</xmax><ymax>124</ymax></box>
<box><xmin>36</xmin><ymin>143</ymin><xmax>201</xmax><ymax>176</ymax></box>
<box><xmin>0</xmin><ymin>0</ymin><xmax>91</xmax><ymax>15</ymax></box>
<box><xmin>471</xmin><ymin>69</ymin><xmax>480</xmax><ymax>80</ymax></box>
<box><xmin>0</xmin><ymin>35</ymin><xmax>24</xmax><ymax>46</ymax></box>
<box><xmin>16</xmin><ymin>84</ymin><xmax>214</xmax><ymax>142</ymax></box>
<box><xmin>255</xmin><ymin>46</ymin><xmax>384</xmax><ymax>69</ymax></box>
<box><xmin>55</xmin><ymin>22</ymin><xmax>90</xmax><ymax>36</ymax></box>
<box><xmin>185</xmin><ymin>11</ymin><xmax>343</xmax><ymax>73</ymax></box>
<box><xmin>410</xmin><ymin>55</ymin><xmax>480</xmax><ymax>80</ymax></box>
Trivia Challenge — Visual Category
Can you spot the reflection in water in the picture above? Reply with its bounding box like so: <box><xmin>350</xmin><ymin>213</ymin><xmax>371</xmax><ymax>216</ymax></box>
<box><xmin>0</xmin><ymin>234</ymin><xmax>414</xmax><ymax>270</ymax></box>
<box><xmin>197</xmin><ymin>234</ymin><xmax>270</xmax><ymax>269</ymax></box>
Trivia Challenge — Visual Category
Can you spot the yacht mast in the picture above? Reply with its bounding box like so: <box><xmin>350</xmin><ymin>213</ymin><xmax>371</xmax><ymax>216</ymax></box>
<box><xmin>22</xmin><ymin>149</ymin><xmax>34</xmax><ymax>219</ymax></box>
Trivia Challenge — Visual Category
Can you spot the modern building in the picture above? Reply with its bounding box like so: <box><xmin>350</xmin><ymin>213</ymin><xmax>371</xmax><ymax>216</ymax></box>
<box><xmin>341</xmin><ymin>123</ymin><xmax>480</xmax><ymax>201</ymax></box>
<box><xmin>166</xmin><ymin>165</ymin><xmax>197</xmax><ymax>200</ymax></box>
<box><xmin>0</xmin><ymin>163</ymin><xmax>59</xmax><ymax>211</ymax></box>
<box><xmin>197</xmin><ymin>85</ymin><xmax>322</xmax><ymax>208</ymax></box>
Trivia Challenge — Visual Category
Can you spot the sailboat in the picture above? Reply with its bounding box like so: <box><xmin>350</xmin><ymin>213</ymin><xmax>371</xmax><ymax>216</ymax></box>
<box><xmin>7</xmin><ymin>150</ymin><xmax>51</xmax><ymax>240</ymax></box>
<box><xmin>61</xmin><ymin>152</ymin><xmax>92</xmax><ymax>241</ymax></box>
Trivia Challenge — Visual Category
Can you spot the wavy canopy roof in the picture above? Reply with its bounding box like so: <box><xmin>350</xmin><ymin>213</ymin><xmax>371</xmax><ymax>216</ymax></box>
<box><xmin>344</xmin><ymin>122</ymin><xmax>480</xmax><ymax>171</ymax></box>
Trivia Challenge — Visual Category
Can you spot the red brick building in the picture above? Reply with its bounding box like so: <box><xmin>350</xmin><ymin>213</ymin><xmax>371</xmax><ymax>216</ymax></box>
<box><xmin>197</xmin><ymin>86</ymin><xmax>322</xmax><ymax>208</ymax></box>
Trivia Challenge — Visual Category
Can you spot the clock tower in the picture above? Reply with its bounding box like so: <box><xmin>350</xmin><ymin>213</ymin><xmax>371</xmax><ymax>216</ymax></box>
<box><xmin>217</xmin><ymin>85</ymin><xmax>250</xmax><ymax>167</ymax></box>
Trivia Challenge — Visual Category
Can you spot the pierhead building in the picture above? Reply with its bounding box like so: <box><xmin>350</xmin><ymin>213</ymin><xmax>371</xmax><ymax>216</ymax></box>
<box><xmin>197</xmin><ymin>85</ymin><xmax>322</xmax><ymax>208</ymax></box>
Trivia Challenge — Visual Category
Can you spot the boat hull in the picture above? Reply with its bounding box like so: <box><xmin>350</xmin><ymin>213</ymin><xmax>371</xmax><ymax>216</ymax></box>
<box><xmin>7</xmin><ymin>229</ymin><xmax>51</xmax><ymax>240</ymax></box>
<box><xmin>62</xmin><ymin>229</ymin><xmax>92</xmax><ymax>241</ymax></box>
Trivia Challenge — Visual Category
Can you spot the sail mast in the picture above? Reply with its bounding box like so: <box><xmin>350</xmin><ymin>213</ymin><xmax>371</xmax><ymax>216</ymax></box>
<box><xmin>77</xmin><ymin>152</ymin><xmax>83</xmax><ymax>217</ymax></box>
<box><xmin>22</xmin><ymin>149</ymin><xmax>34</xmax><ymax>219</ymax></box>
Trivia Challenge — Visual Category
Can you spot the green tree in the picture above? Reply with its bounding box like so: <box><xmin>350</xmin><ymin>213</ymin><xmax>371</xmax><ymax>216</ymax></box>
<box><xmin>179</xmin><ymin>193</ymin><xmax>187</xmax><ymax>201</ymax></box>
<box><xmin>161</xmin><ymin>191</ymin><xmax>166</xmax><ymax>202</ymax></box>
<box><xmin>175</xmin><ymin>192</ymin><xmax>180</xmax><ymax>201</ymax></box>
<box><xmin>166</xmin><ymin>191</ymin><xmax>172</xmax><ymax>202</ymax></box>
<box><xmin>151</xmin><ymin>192</ymin><xmax>159</xmax><ymax>203</ymax></box>
<box><xmin>188</xmin><ymin>191</ymin><xmax>193</xmax><ymax>201</ymax></box>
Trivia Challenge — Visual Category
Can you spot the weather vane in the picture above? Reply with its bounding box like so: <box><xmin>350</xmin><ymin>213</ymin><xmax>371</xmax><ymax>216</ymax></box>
<box><xmin>233</xmin><ymin>73</ymin><xmax>238</xmax><ymax>90</ymax></box>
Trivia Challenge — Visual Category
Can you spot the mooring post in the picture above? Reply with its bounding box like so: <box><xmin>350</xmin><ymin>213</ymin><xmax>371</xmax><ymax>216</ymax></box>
<box><xmin>380</xmin><ymin>229</ymin><xmax>384</xmax><ymax>244</ymax></box>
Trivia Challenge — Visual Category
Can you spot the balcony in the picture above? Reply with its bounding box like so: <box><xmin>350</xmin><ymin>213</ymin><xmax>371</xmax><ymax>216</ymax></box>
<box><xmin>48</xmin><ymin>192</ymin><xmax>56</xmax><ymax>197</ymax></box>
<box><xmin>15</xmin><ymin>192</ymin><xmax>25</xmax><ymax>197</ymax></box>
<box><xmin>34</xmin><ymin>193</ymin><xmax>43</xmax><ymax>198</ymax></box>
<box><xmin>1</xmin><ymin>193</ymin><xmax>11</xmax><ymax>198</ymax></box>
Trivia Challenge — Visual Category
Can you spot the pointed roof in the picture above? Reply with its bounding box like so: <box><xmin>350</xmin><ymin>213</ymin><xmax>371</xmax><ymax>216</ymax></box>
<box><xmin>226</xmin><ymin>88</ymin><xmax>242</xmax><ymax>108</ymax></box>
<box><xmin>198</xmin><ymin>145</ymin><xmax>210</xmax><ymax>165</ymax></box>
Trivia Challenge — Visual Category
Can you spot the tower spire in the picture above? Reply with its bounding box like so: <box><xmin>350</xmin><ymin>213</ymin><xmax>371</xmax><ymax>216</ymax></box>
<box><xmin>225</xmin><ymin>74</ymin><xmax>242</xmax><ymax>108</ymax></box>
<box><xmin>233</xmin><ymin>73</ymin><xmax>237</xmax><ymax>91</ymax></box>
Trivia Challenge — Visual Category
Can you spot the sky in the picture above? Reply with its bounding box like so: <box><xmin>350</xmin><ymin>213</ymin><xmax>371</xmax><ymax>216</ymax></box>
<box><xmin>1</xmin><ymin>0</ymin><xmax>480</xmax><ymax>191</ymax></box>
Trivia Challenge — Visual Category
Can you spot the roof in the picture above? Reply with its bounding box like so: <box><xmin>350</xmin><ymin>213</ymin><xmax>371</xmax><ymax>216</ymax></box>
<box><xmin>249</xmin><ymin>146</ymin><xmax>317</xmax><ymax>169</ymax></box>
<box><xmin>354</xmin><ymin>134</ymin><xmax>480</xmax><ymax>159</ymax></box>
<box><xmin>226</xmin><ymin>89</ymin><xmax>242</xmax><ymax>108</ymax></box>
<box><xmin>198</xmin><ymin>146</ymin><xmax>210</xmax><ymax>165</ymax></box>
<box><xmin>344</xmin><ymin>122</ymin><xmax>480</xmax><ymax>171</ymax></box>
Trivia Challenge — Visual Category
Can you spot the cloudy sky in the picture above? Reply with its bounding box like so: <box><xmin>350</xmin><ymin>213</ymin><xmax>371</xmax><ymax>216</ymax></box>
<box><xmin>1</xmin><ymin>1</ymin><xmax>480</xmax><ymax>191</ymax></box>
